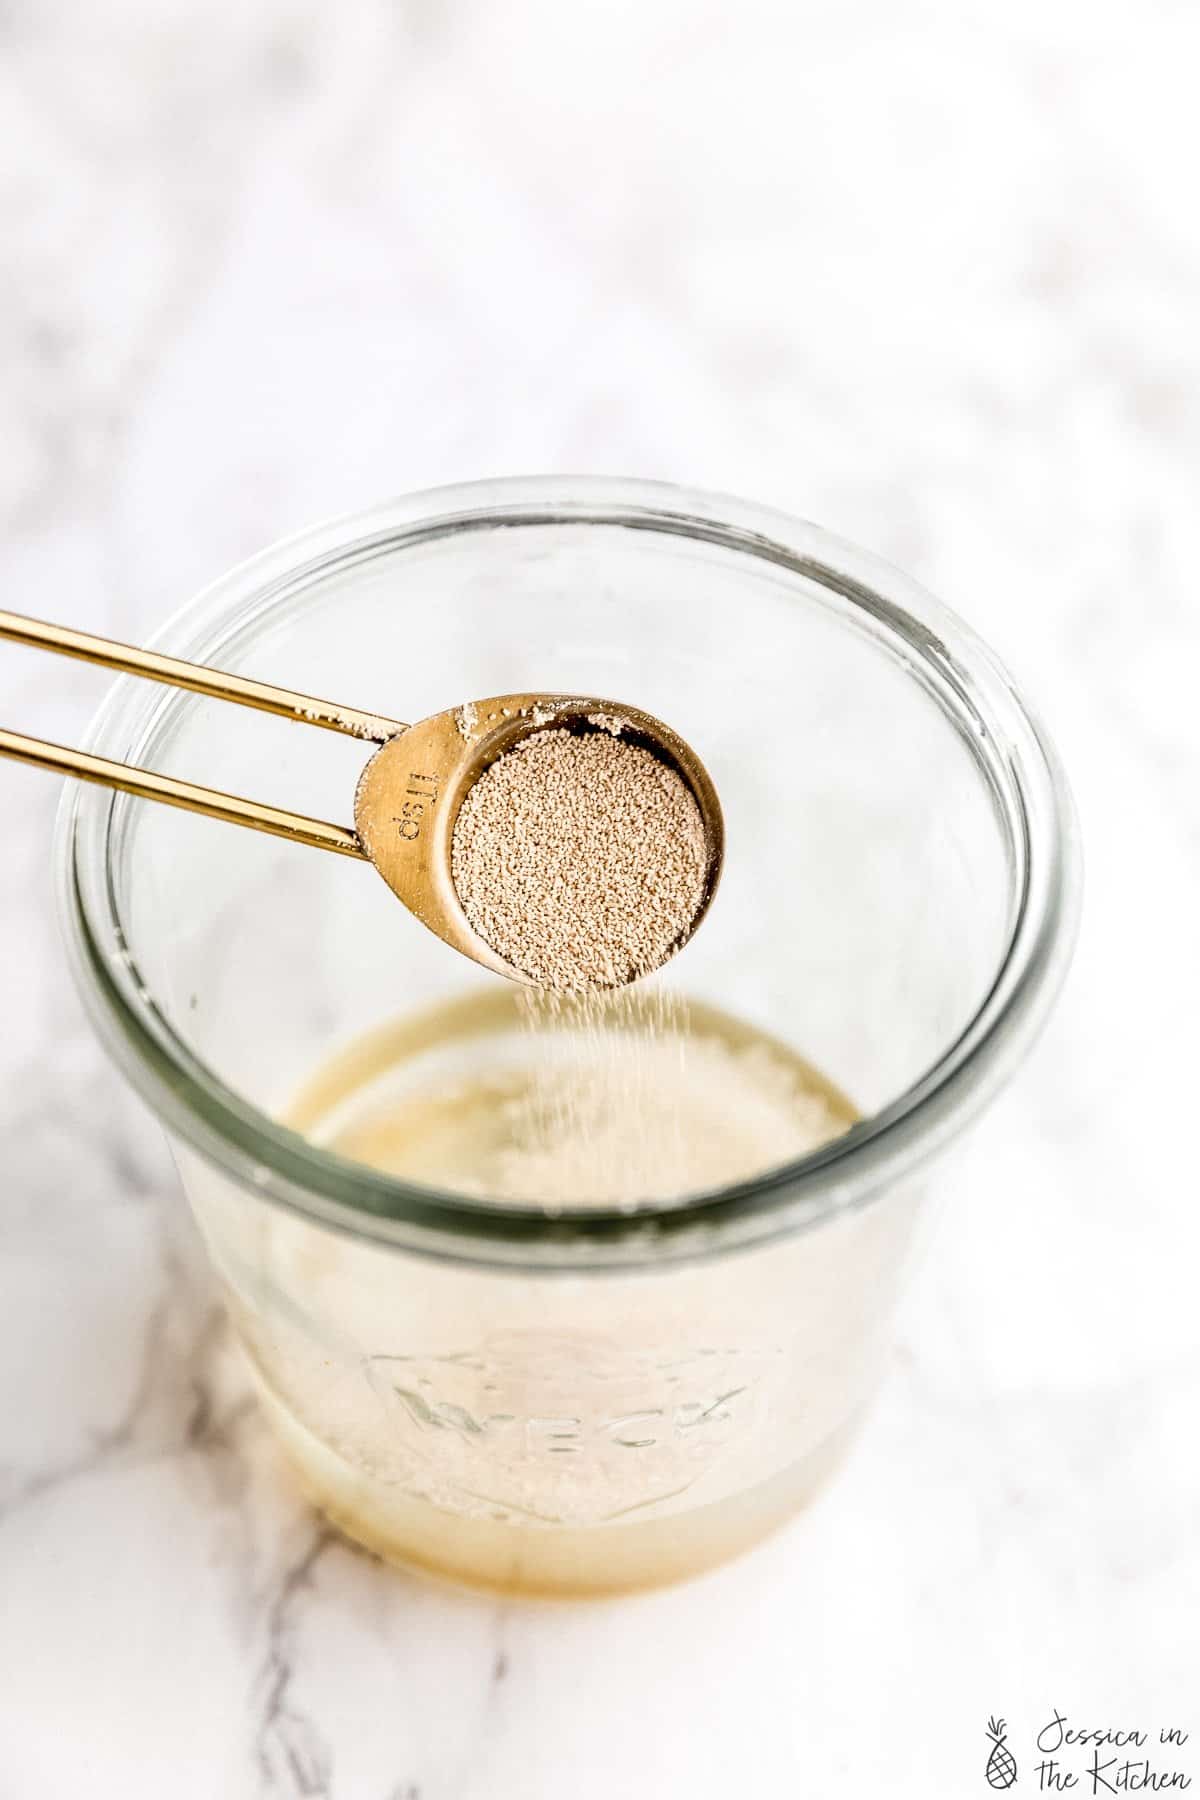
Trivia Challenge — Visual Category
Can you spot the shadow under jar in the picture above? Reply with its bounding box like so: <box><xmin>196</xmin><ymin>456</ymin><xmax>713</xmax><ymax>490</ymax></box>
<box><xmin>58</xmin><ymin>478</ymin><xmax>1080</xmax><ymax>1597</ymax></box>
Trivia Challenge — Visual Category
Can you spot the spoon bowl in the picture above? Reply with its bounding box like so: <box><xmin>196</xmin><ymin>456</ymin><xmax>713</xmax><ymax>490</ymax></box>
<box><xmin>354</xmin><ymin>693</ymin><xmax>724</xmax><ymax>985</ymax></box>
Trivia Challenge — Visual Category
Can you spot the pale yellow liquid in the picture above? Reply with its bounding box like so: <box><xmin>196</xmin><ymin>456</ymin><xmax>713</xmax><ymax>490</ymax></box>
<box><xmin>251</xmin><ymin>989</ymin><xmax>867</xmax><ymax>1596</ymax></box>
<box><xmin>256</xmin><ymin>1378</ymin><xmax>864</xmax><ymax>1597</ymax></box>
<box><xmin>287</xmin><ymin>987</ymin><xmax>857</xmax><ymax>1209</ymax></box>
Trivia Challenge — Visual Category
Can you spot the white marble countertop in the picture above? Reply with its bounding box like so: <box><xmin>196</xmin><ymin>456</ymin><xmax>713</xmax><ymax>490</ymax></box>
<box><xmin>2</xmin><ymin>1</ymin><xmax>1199</xmax><ymax>1793</ymax></box>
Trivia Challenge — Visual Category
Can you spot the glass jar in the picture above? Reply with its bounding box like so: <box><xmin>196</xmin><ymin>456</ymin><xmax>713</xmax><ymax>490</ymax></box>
<box><xmin>58</xmin><ymin>478</ymin><xmax>1080</xmax><ymax>1596</ymax></box>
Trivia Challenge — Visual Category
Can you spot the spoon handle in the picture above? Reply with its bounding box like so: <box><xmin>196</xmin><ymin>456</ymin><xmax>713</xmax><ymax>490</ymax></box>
<box><xmin>0</xmin><ymin>609</ymin><xmax>407</xmax><ymax>743</ymax></box>
<box><xmin>0</xmin><ymin>727</ymin><xmax>366</xmax><ymax>858</ymax></box>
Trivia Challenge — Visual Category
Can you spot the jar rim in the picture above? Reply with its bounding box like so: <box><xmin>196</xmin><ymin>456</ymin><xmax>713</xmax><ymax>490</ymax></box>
<box><xmin>57</xmin><ymin>476</ymin><xmax>1081</xmax><ymax>1270</ymax></box>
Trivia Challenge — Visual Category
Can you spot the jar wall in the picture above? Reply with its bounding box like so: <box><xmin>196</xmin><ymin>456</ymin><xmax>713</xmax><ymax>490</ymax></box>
<box><xmin>176</xmin><ymin>1139</ymin><xmax>933</xmax><ymax>1594</ymax></box>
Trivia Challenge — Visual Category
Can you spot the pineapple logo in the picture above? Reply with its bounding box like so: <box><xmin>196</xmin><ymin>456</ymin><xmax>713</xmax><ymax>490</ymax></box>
<box><xmin>985</xmin><ymin>1716</ymin><xmax>1018</xmax><ymax>1789</ymax></box>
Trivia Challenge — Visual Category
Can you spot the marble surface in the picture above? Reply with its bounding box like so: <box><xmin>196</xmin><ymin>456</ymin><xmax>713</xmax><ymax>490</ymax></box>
<box><xmin>2</xmin><ymin>1</ymin><xmax>1199</xmax><ymax>1793</ymax></box>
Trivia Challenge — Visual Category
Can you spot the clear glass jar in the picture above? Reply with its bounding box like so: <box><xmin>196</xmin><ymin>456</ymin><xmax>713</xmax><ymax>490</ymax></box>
<box><xmin>58</xmin><ymin>478</ymin><xmax>1080</xmax><ymax>1596</ymax></box>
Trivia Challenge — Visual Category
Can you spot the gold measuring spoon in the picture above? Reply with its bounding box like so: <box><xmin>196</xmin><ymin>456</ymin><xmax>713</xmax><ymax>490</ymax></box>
<box><xmin>0</xmin><ymin>610</ymin><xmax>724</xmax><ymax>985</ymax></box>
